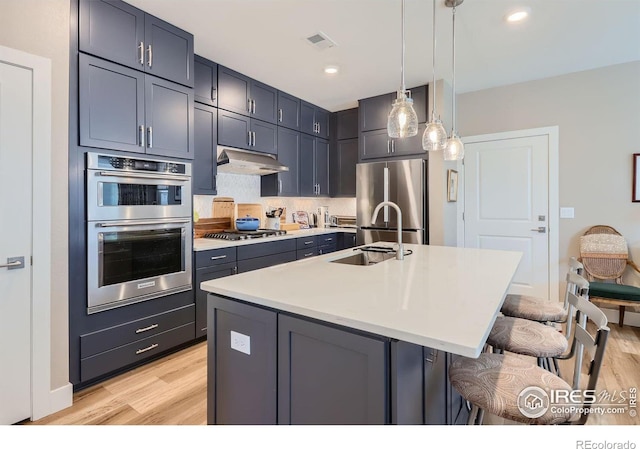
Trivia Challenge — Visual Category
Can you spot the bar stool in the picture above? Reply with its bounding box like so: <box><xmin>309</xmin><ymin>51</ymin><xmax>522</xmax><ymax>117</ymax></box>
<box><xmin>500</xmin><ymin>258</ymin><xmax>583</xmax><ymax>324</ymax></box>
<box><xmin>450</xmin><ymin>291</ymin><xmax>610</xmax><ymax>425</ymax></box>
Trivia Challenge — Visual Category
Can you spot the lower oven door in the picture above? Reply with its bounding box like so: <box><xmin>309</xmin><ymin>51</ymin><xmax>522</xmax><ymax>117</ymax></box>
<box><xmin>87</xmin><ymin>218</ymin><xmax>192</xmax><ymax>314</ymax></box>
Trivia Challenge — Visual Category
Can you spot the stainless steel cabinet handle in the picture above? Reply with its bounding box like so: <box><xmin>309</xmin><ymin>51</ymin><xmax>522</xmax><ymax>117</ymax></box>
<box><xmin>248</xmin><ymin>131</ymin><xmax>252</xmax><ymax>146</ymax></box>
<box><xmin>147</xmin><ymin>44</ymin><xmax>152</xmax><ymax>67</ymax></box>
<box><xmin>210</xmin><ymin>255</ymin><xmax>227</xmax><ymax>260</ymax></box>
<box><xmin>252</xmin><ymin>131</ymin><xmax>256</xmax><ymax>147</ymax></box>
<box><xmin>325</xmin><ymin>238</ymin><xmax>333</xmax><ymax>241</ymax></box>
<box><xmin>304</xmin><ymin>252</ymin><xmax>313</xmax><ymax>257</ymax></box>
<box><xmin>252</xmin><ymin>99</ymin><xmax>256</xmax><ymax>114</ymax></box>
<box><xmin>138</xmin><ymin>125</ymin><xmax>144</xmax><ymax>147</ymax></box>
<box><xmin>138</xmin><ymin>42</ymin><xmax>144</xmax><ymax>65</ymax></box>
<box><xmin>391</xmin><ymin>140</ymin><xmax>395</xmax><ymax>153</ymax></box>
<box><xmin>136</xmin><ymin>343</ymin><xmax>158</xmax><ymax>355</ymax></box>
<box><xmin>248</xmin><ymin>98</ymin><xmax>252</xmax><ymax>113</ymax></box>
<box><xmin>147</xmin><ymin>127</ymin><xmax>153</xmax><ymax>148</ymax></box>
<box><xmin>135</xmin><ymin>323</ymin><xmax>159</xmax><ymax>334</ymax></box>
<box><xmin>387</xmin><ymin>140</ymin><xmax>391</xmax><ymax>154</ymax></box>
<box><xmin>1</xmin><ymin>257</ymin><xmax>24</xmax><ymax>270</ymax></box>
<box><xmin>304</xmin><ymin>241</ymin><xmax>314</xmax><ymax>245</ymax></box>
<box><xmin>211</xmin><ymin>87</ymin><xmax>217</xmax><ymax>102</ymax></box>
<box><xmin>531</xmin><ymin>227</ymin><xmax>547</xmax><ymax>233</ymax></box>
<box><xmin>317</xmin><ymin>122</ymin><xmax>320</xmax><ymax>134</ymax></box>
<box><xmin>317</xmin><ymin>184</ymin><xmax>321</xmax><ymax>195</ymax></box>
<box><xmin>278</xmin><ymin>109</ymin><xmax>283</xmax><ymax>122</ymax></box>
<box><xmin>426</xmin><ymin>349</ymin><xmax>438</xmax><ymax>364</ymax></box>
<box><xmin>278</xmin><ymin>179</ymin><xmax>282</xmax><ymax>194</ymax></box>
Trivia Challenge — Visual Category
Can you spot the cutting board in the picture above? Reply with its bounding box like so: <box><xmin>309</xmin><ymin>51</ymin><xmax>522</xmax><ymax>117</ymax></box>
<box><xmin>212</xmin><ymin>197</ymin><xmax>235</xmax><ymax>219</ymax></box>
<box><xmin>235</xmin><ymin>203</ymin><xmax>264</xmax><ymax>229</ymax></box>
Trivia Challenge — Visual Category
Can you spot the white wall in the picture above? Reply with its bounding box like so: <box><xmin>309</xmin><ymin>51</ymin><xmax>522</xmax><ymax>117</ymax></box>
<box><xmin>457</xmin><ymin>61</ymin><xmax>640</xmax><ymax>323</ymax></box>
<box><xmin>0</xmin><ymin>0</ymin><xmax>70</xmax><ymax>388</ymax></box>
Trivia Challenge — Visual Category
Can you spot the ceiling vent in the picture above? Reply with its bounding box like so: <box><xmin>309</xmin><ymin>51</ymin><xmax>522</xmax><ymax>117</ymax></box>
<box><xmin>305</xmin><ymin>31</ymin><xmax>337</xmax><ymax>51</ymax></box>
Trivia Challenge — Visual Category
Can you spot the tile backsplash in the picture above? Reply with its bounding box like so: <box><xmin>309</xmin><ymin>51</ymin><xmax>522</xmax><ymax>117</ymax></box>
<box><xmin>193</xmin><ymin>172</ymin><xmax>356</xmax><ymax>221</ymax></box>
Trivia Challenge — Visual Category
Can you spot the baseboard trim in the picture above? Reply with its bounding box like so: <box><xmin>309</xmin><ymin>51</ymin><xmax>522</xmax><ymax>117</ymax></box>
<box><xmin>32</xmin><ymin>382</ymin><xmax>73</xmax><ymax>421</ymax></box>
<box><xmin>602</xmin><ymin>309</ymin><xmax>640</xmax><ymax>328</ymax></box>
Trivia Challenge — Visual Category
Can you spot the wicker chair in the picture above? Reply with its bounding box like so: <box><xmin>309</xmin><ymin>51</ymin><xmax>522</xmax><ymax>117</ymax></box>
<box><xmin>578</xmin><ymin>225</ymin><xmax>640</xmax><ymax>326</ymax></box>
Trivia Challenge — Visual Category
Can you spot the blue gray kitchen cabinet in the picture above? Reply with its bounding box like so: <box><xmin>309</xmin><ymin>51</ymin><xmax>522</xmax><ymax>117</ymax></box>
<box><xmin>277</xmin><ymin>91</ymin><xmax>300</xmax><ymax>130</ymax></box>
<box><xmin>207</xmin><ymin>296</ymin><xmax>277</xmax><ymax>424</ymax></box>
<box><xmin>359</xmin><ymin>85</ymin><xmax>427</xmax><ymax>133</ymax></box>
<box><xmin>317</xmin><ymin>233</ymin><xmax>337</xmax><ymax>255</ymax></box>
<box><xmin>278</xmin><ymin>314</ymin><xmax>388</xmax><ymax>424</ymax></box>
<box><xmin>236</xmin><ymin>239</ymin><xmax>297</xmax><ymax>273</ymax></box>
<box><xmin>193</xmin><ymin>104</ymin><xmax>217</xmax><ymax>195</ymax></box>
<box><xmin>217</xmin><ymin>66</ymin><xmax>278</xmax><ymax>124</ymax></box>
<box><xmin>338</xmin><ymin>232</ymin><xmax>357</xmax><ymax>250</ymax></box>
<box><xmin>261</xmin><ymin>127</ymin><xmax>300</xmax><ymax>197</ymax></box>
<box><xmin>300</xmin><ymin>100</ymin><xmax>330</xmax><ymax>139</ymax></box>
<box><xmin>79</xmin><ymin>53</ymin><xmax>194</xmax><ymax>159</ymax></box>
<box><xmin>300</xmin><ymin>134</ymin><xmax>329</xmax><ymax>197</ymax></box>
<box><xmin>360</xmin><ymin>123</ymin><xmax>426</xmax><ymax>161</ymax></box>
<box><xmin>79</xmin><ymin>0</ymin><xmax>194</xmax><ymax>87</ymax></box>
<box><xmin>218</xmin><ymin>109</ymin><xmax>277</xmax><ymax>155</ymax></box>
<box><xmin>336</xmin><ymin>107</ymin><xmax>359</xmax><ymax>140</ymax></box>
<box><xmin>330</xmin><ymin>138</ymin><xmax>358</xmax><ymax>197</ymax></box>
<box><xmin>194</xmin><ymin>55</ymin><xmax>217</xmax><ymax>106</ymax></box>
<box><xmin>194</xmin><ymin>247</ymin><xmax>237</xmax><ymax>338</ymax></box>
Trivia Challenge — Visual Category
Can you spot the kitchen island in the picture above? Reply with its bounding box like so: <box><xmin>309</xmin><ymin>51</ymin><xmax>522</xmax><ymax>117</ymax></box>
<box><xmin>201</xmin><ymin>243</ymin><xmax>522</xmax><ymax>425</ymax></box>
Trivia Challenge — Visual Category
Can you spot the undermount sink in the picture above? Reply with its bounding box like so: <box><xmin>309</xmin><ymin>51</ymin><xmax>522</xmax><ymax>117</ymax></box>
<box><xmin>330</xmin><ymin>251</ymin><xmax>397</xmax><ymax>266</ymax></box>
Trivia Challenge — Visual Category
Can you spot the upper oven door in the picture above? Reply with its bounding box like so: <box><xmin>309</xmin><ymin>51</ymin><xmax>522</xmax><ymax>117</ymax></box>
<box><xmin>87</xmin><ymin>169</ymin><xmax>192</xmax><ymax>221</ymax></box>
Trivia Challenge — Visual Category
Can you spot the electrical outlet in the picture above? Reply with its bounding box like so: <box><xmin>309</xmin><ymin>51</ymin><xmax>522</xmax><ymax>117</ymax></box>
<box><xmin>560</xmin><ymin>207</ymin><xmax>575</xmax><ymax>219</ymax></box>
<box><xmin>230</xmin><ymin>331</ymin><xmax>250</xmax><ymax>355</ymax></box>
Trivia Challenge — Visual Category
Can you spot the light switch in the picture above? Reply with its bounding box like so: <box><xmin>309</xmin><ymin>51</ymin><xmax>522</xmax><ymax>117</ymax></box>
<box><xmin>560</xmin><ymin>207</ymin><xmax>575</xmax><ymax>219</ymax></box>
<box><xmin>230</xmin><ymin>330</ymin><xmax>251</xmax><ymax>355</ymax></box>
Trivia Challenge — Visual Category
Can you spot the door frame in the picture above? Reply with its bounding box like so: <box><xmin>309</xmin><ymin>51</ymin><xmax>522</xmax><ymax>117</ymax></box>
<box><xmin>458</xmin><ymin>126</ymin><xmax>560</xmax><ymax>303</ymax></box>
<box><xmin>0</xmin><ymin>45</ymin><xmax>71</xmax><ymax>420</ymax></box>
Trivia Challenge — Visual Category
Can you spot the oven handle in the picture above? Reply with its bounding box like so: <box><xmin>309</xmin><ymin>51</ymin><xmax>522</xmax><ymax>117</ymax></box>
<box><xmin>97</xmin><ymin>171</ymin><xmax>190</xmax><ymax>182</ymax></box>
<box><xmin>96</xmin><ymin>219</ymin><xmax>191</xmax><ymax>227</ymax></box>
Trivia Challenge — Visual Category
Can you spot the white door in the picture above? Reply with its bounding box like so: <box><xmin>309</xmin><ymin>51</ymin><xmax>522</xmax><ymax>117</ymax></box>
<box><xmin>0</xmin><ymin>61</ymin><xmax>33</xmax><ymax>424</ymax></box>
<box><xmin>464</xmin><ymin>134</ymin><xmax>550</xmax><ymax>300</ymax></box>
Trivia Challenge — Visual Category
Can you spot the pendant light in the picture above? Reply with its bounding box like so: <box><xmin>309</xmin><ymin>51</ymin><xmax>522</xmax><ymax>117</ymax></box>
<box><xmin>443</xmin><ymin>0</ymin><xmax>464</xmax><ymax>161</ymax></box>
<box><xmin>422</xmin><ymin>0</ymin><xmax>447</xmax><ymax>152</ymax></box>
<box><xmin>387</xmin><ymin>0</ymin><xmax>418</xmax><ymax>138</ymax></box>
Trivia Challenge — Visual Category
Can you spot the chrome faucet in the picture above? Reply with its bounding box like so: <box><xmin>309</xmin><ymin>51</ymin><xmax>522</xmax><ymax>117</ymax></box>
<box><xmin>371</xmin><ymin>201</ymin><xmax>404</xmax><ymax>260</ymax></box>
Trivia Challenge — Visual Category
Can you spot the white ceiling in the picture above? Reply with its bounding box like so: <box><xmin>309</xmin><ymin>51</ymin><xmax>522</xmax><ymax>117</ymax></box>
<box><xmin>128</xmin><ymin>0</ymin><xmax>640</xmax><ymax>112</ymax></box>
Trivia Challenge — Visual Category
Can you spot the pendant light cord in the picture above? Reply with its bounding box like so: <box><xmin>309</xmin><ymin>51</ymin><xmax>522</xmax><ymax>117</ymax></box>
<box><xmin>431</xmin><ymin>0</ymin><xmax>437</xmax><ymax>117</ymax></box>
<box><xmin>451</xmin><ymin>5</ymin><xmax>457</xmax><ymax>133</ymax></box>
<box><xmin>401</xmin><ymin>0</ymin><xmax>406</xmax><ymax>94</ymax></box>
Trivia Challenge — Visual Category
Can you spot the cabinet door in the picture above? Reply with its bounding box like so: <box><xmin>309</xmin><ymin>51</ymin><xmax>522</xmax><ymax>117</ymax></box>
<box><xmin>193</xmin><ymin>104</ymin><xmax>217</xmax><ymax>195</ymax></box>
<box><xmin>315</xmin><ymin>107</ymin><xmax>330</xmax><ymax>139</ymax></box>
<box><xmin>277</xmin><ymin>91</ymin><xmax>300</xmax><ymax>130</ymax></box>
<box><xmin>392</xmin><ymin>123</ymin><xmax>426</xmax><ymax>157</ymax></box>
<box><xmin>315</xmin><ymin>138</ymin><xmax>330</xmax><ymax>196</ymax></box>
<box><xmin>332</xmin><ymin>138</ymin><xmax>357</xmax><ymax>197</ymax></box>
<box><xmin>359</xmin><ymin>92</ymin><xmax>394</xmax><ymax>132</ymax></box>
<box><xmin>299</xmin><ymin>100</ymin><xmax>316</xmax><ymax>136</ymax></box>
<box><xmin>250</xmin><ymin>80</ymin><xmax>277</xmax><ymax>124</ymax></box>
<box><xmin>194</xmin><ymin>55</ymin><xmax>217</xmax><ymax>106</ymax></box>
<box><xmin>360</xmin><ymin>128</ymin><xmax>392</xmax><ymax>160</ymax></box>
<box><xmin>250</xmin><ymin>119</ymin><xmax>277</xmax><ymax>155</ymax></box>
<box><xmin>207</xmin><ymin>296</ymin><xmax>277</xmax><ymax>424</ymax></box>
<box><xmin>195</xmin><ymin>263</ymin><xmax>236</xmax><ymax>338</ymax></box>
<box><xmin>79</xmin><ymin>0</ymin><xmax>145</xmax><ymax>71</ymax></box>
<box><xmin>144</xmin><ymin>75</ymin><xmax>194</xmax><ymax>159</ymax></box>
<box><xmin>278</xmin><ymin>315</ymin><xmax>388</xmax><ymax>424</ymax></box>
<box><xmin>217</xmin><ymin>66</ymin><xmax>251</xmax><ymax>116</ymax></box>
<box><xmin>299</xmin><ymin>134</ymin><xmax>316</xmax><ymax>196</ymax></box>
<box><xmin>79</xmin><ymin>54</ymin><xmax>145</xmax><ymax>153</ymax></box>
<box><xmin>218</xmin><ymin>109</ymin><xmax>250</xmax><ymax>150</ymax></box>
<box><xmin>276</xmin><ymin>127</ymin><xmax>300</xmax><ymax>196</ymax></box>
<box><xmin>424</xmin><ymin>348</ymin><xmax>447</xmax><ymax>424</ymax></box>
<box><xmin>336</xmin><ymin>108</ymin><xmax>358</xmax><ymax>140</ymax></box>
<box><xmin>144</xmin><ymin>14</ymin><xmax>194</xmax><ymax>87</ymax></box>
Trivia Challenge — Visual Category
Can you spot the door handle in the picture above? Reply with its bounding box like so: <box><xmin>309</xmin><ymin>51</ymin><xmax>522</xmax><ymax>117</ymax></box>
<box><xmin>531</xmin><ymin>227</ymin><xmax>547</xmax><ymax>233</ymax></box>
<box><xmin>211</xmin><ymin>87</ymin><xmax>217</xmax><ymax>102</ymax></box>
<box><xmin>278</xmin><ymin>109</ymin><xmax>283</xmax><ymax>122</ymax></box>
<box><xmin>248</xmin><ymin>98</ymin><xmax>252</xmax><ymax>113</ymax></box>
<box><xmin>146</xmin><ymin>44</ymin><xmax>152</xmax><ymax>67</ymax></box>
<box><xmin>147</xmin><ymin>127</ymin><xmax>153</xmax><ymax>148</ymax></box>
<box><xmin>138</xmin><ymin>42</ymin><xmax>144</xmax><ymax>65</ymax></box>
<box><xmin>1</xmin><ymin>257</ymin><xmax>24</xmax><ymax>270</ymax></box>
<box><xmin>138</xmin><ymin>125</ymin><xmax>145</xmax><ymax>147</ymax></box>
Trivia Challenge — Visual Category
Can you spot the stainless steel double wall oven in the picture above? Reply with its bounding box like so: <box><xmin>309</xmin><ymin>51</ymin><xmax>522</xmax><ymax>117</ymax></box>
<box><xmin>86</xmin><ymin>152</ymin><xmax>192</xmax><ymax>314</ymax></box>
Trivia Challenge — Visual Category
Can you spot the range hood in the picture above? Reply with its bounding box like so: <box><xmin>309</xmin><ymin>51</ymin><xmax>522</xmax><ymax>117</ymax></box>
<box><xmin>216</xmin><ymin>147</ymin><xmax>289</xmax><ymax>175</ymax></box>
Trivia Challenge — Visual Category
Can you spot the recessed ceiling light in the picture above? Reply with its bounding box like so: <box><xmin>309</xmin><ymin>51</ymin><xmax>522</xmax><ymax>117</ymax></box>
<box><xmin>324</xmin><ymin>65</ymin><xmax>339</xmax><ymax>75</ymax></box>
<box><xmin>505</xmin><ymin>7</ymin><xmax>531</xmax><ymax>23</ymax></box>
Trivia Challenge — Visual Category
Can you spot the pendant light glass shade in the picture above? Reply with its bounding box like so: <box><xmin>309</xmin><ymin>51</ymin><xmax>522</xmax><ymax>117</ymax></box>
<box><xmin>388</xmin><ymin>0</ymin><xmax>418</xmax><ymax>138</ymax></box>
<box><xmin>443</xmin><ymin>132</ymin><xmax>464</xmax><ymax>161</ymax></box>
<box><xmin>423</xmin><ymin>0</ymin><xmax>447</xmax><ymax>151</ymax></box>
<box><xmin>388</xmin><ymin>94</ymin><xmax>419</xmax><ymax>138</ymax></box>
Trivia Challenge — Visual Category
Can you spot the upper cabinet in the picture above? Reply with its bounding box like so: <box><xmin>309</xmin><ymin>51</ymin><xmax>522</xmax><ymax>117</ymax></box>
<box><xmin>217</xmin><ymin>66</ymin><xmax>278</xmax><ymax>124</ymax></box>
<box><xmin>79</xmin><ymin>54</ymin><xmax>194</xmax><ymax>159</ymax></box>
<box><xmin>277</xmin><ymin>91</ymin><xmax>300</xmax><ymax>131</ymax></box>
<box><xmin>336</xmin><ymin>108</ymin><xmax>359</xmax><ymax>140</ymax></box>
<box><xmin>194</xmin><ymin>55</ymin><xmax>217</xmax><ymax>106</ymax></box>
<box><xmin>79</xmin><ymin>0</ymin><xmax>194</xmax><ymax>87</ymax></box>
<box><xmin>359</xmin><ymin>86</ymin><xmax>427</xmax><ymax>133</ymax></box>
<box><xmin>300</xmin><ymin>101</ymin><xmax>330</xmax><ymax>139</ymax></box>
<box><xmin>218</xmin><ymin>110</ymin><xmax>277</xmax><ymax>155</ymax></box>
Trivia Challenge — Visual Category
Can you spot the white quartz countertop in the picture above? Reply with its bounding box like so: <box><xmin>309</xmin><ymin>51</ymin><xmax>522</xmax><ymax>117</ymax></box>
<box><xmin>193</xmin><ymin>227</ymin><xmax>356</xmax><ymax>251</ymax></box>
<box><xmin>201</xmin><ymin>243</ymin><xmax>522</xmax><ymax>357</ymax></box>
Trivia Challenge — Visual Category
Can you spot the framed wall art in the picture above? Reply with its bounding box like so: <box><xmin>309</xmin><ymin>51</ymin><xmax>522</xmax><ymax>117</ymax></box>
<box><xmin>634</xmin><ymin>154</ymin><xmax>640</xmax><ymax>202</ymax></box>
<box><xmin>447</xmin><ymin>169</ymin><xmax>458</xmax><ymax>202</ymax></box>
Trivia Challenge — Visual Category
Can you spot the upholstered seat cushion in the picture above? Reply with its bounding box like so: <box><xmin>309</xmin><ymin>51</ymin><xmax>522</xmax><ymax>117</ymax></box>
<box><xmin>501</xmin><ymin>294</ymin><xmax>566</xmax><ymax>322</ymax></box>
<box><xmin>449</xmin><ymin>353</ymin><xmax>574</xmax><ymax>425</ymax></box>
<box><xmin>487</xmin><ymin>316</ymin><xmax>568</xmax><ymax>357</ymax></box>
<box><xmin>589</xmin><ymin>282</ymin><xmax>640</xmax><ymax>302</ymax></box>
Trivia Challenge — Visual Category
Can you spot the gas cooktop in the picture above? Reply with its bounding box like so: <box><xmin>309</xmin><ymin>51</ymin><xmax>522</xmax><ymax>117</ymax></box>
<box><xmin>203</xmin><ymin>229</ymin><xmax>287</xmax><ymax>241</ymax></box>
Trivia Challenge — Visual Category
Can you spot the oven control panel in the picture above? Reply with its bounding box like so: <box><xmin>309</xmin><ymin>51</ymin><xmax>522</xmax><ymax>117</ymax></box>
<box><xmin>87</xmin><ymin>153</ymin><xmax>189</xmax><ymax>175</ymax></box>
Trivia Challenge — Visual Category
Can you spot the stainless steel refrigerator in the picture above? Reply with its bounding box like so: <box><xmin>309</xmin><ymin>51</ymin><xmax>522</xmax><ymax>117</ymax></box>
<box><xmin>356</xmin><ymin>159</ymin><xmax>428</xmax><ymax>245</ymax></box>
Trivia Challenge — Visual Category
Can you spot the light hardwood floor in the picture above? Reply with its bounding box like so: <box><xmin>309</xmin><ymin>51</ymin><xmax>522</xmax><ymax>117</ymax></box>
<box><xmin>27</xmin><ymin>323</ymin><xmax>640</xmax><ymax>426</ymax></box>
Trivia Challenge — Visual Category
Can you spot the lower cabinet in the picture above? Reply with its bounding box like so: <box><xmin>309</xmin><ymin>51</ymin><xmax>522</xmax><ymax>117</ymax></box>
<box><xmin>206</xmin><ymin>294</ymin><xmax>461</xmax><ymax>425</ymax></box>
<box><xmin>338</xmin><ymin>232</ymin><xmax>357</xmax><ymax>250</ymax></box>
